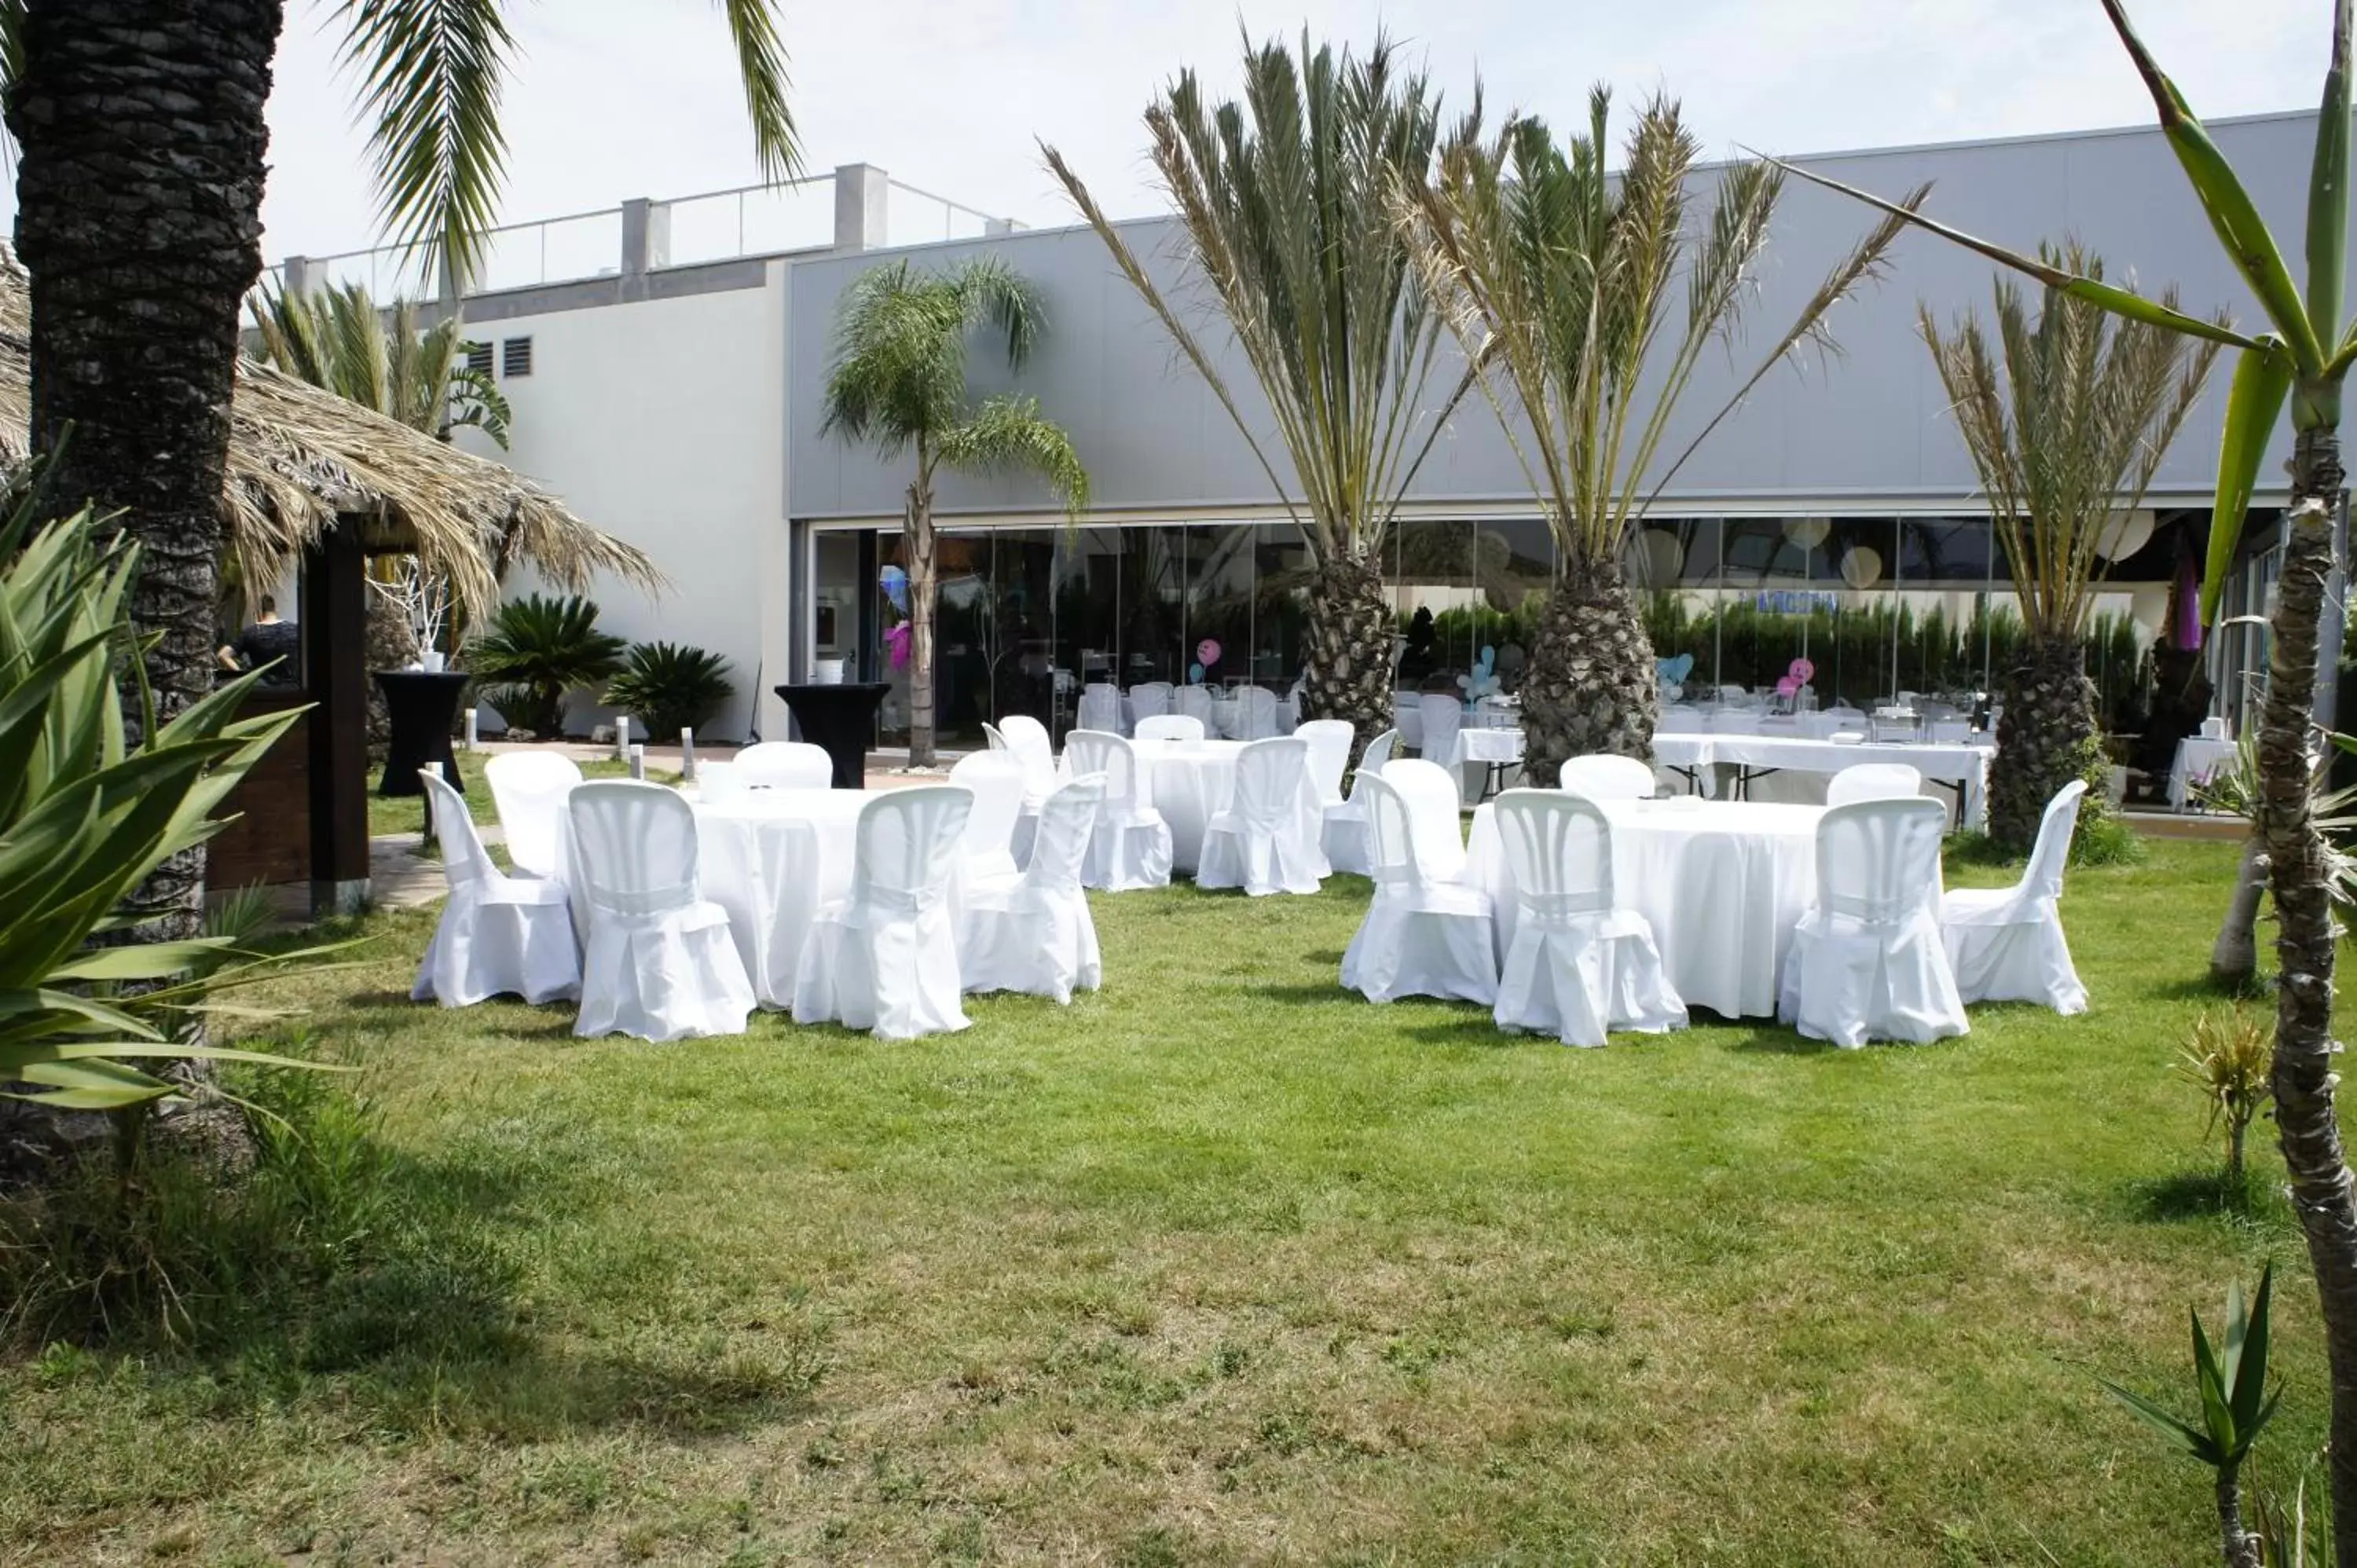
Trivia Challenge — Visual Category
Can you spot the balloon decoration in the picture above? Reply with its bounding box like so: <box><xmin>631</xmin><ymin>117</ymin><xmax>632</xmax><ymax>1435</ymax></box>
<box><xmin>884</xmin><ymin>622</ymin><xmax>912</xmax><ymax>671</ymax></box>
<box><xmin>1457</xmin><ymin>645</ymin><xmax>1501</xmax><ymax>702</ymax></box>
<box><xmin>1626</xmin><ymin>528</ymin><xmax>1686</xmax><ymax>590</ymax></box>
<box><xmin>1839</xmin><ymin>544</ymin><xmax>1883</xmax><ymax>590</ymax></box>
<box><xmin>1196</xmin><ymin>638</ymin><xmax>1222</xmax><ymax>669</ymax></box>
<box><xmin>2094</xmin><ymin>508</ymin><xmax>2156</xmax><ymax>562</ymax></box>
<box><xmin>879</xmin><ymin>564</ymin><xmax>910</xmax><ymax>614</ymax></box>
<box><xmin>1187</xmin><ymin>662</ymin><xmax>1206</xmax><ymax>684</ymax></box>
<box><xmin>1787</xmin><ymin>657</ymin><xmax>1815</xmax><ymax>685</ymax></box>
<box><xmin>1775</xmin><ymin>676</ymin><xmax>1800</xmax><ymax>698</ymax></box>
<box><xmin>1782</xmin><ymin>517</ymin><xmax>1832</xmax><ymax>553</ymax></box>
<box><xmin>1656</xmin><ymin>652</ymin><xmax>1695</xmax><ymax>687</ymax></box>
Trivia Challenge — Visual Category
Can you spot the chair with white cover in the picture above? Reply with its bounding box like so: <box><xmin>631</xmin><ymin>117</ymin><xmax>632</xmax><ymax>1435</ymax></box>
<box><xmin>983</xmin><ymin>722</ymin><xmax>1010</xmax><ymax>752</ymax></box>
<box><xmin>1135</xmin><ymin>713</ymin><xmax>1206</xmax><ymax>743</ymax></box>
<box><xmin>736</xmin><ymin>740</ymin><xmax>834</xmax><ymax>790</ymax></box>
<box><xmin>1128</xmin><ymin>682</ymin><xmax>1174</xmax><ymax>722</ymax></box>
<box><xmin>411</xmin><ymin>771</ymin><xmax>580</xmax><ymax>1007</ymax></box>
<box><xmin>484</xmin><ymin>750</ymin><xmax>584</xmax><ymax>880</ymax></box>
<box><xmin>1558</xmin><ymin>754</ymin><xmax>1656</xmax><ymax>802</ymax></box>
<box><xmin>1065</xmin><ymin>730</ymin><xmax>1173</xmax><ymax>891</ymax></box>
<box><xmin>1942</xmin><ymin>779</ymin><xmax>2089</xmax><ymax>1014</ymax></box>
<box><xmin>1827</xmin><ymin>762</ymin><xmax>1924</xmax><ymax>808</ymax></box>
<box><xmin>959</xmin><ymin>776</ymin><xmax>1105</xmax><ymax>1004</ymax></box>
<box><xmin>1079</xmin><ymin>682</ymin><xmax>1126</xmax><ymax>735</ymax></box>
<box><xmin>1490</xmin><ymin>790</ymin><xmax>1685</xmax><ymax>1046</ymax></box>
<box><xmin>1340</xmin><ymin>770</ymin><xmax>1497</xmax><ymax>1004</ymax></box>
<box><xmin>793</xmin><ymin>785</ymin><xmax>976</xmax><ymax>1039</ymax></box>
<box><xmin>1232</xmin><ymin>685</ymin><xmax>1281</xmax><ymax>740</ymax></box>
<box><xmin>1417</xmin><ymin>693</ymin><xmax>1464</xmax><ymax>785</ymax></box>
<box><xmin>1295</xmin><ymin>720</ymin><xmax>1353</xmax><ymax>808</ymax></box>
<box><xmin>999</xmin><ymin>713</ymin><xmax>1060</xmax><ymax>865</ymax></box>
<box><xmin>1321</xmin><ymin>727</ymin><xmax>1397</xmax><ymax>876</ymax></box>
<box><xmin>947</xmin><ymin>751</ymin><xmax>1028</xmax><ymax>885</ymax></box>
<box><xmin>1173</xmin><ymin>684</ymin><xmax>1217</xmax><ymax>729</ymax></box>
<box><xmin>1199</xmin><ymin>737</ymin><xmax>1325</xmax><ymax>896</ymax></box>
<box><xmin>1777</xmin><ymin>798</ymin><xmax>1967</xmax><ymax>1047</ymax></box>
<box><xmin>566</xmin><ymin>782</ymin><xmax>756</xmax><ymax>1040</ymax></box>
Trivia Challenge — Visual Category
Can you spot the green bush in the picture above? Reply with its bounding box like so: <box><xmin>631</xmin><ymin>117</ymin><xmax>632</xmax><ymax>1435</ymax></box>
<box><xmin>602</xmin><ymin>641</ymin><xmax>736</xmax><ymax>740</ymax></box>
<box><xmin>466</xmin><ymin>594</ymin><xmax>627</xmax><ymax>738</ymax></box>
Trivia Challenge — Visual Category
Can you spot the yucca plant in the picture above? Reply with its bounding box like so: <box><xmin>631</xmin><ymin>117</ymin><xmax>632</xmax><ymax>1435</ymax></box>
<box><xmin>1780</xmin><ymin>5</ymin><xmax>2357</xmax><ymax>1548</ymax></box>
<box><xmin>2106</xmin><ymin>1264</ymin><xmax>2283</xmax><ymax>1568</ymax></box>
<box><xmin>1921</xmin><ymin>247</ymin><xmax>2220</xmax><ymax>853</ymax></box>
<box><xmin>2180</xmin><ymin>1008</ymin><xmax>2276</xmax><ymax>1193</ymax></box>
<box><xmin>603</xmin><ymin>642</ymin><xmax>736</xmax><ymax>742</ymax></box>
<box><xmin>465</xmin><ymin>593</ymin><xmax>627</xmax><ymax>739</ymax></box>
<box><xmin>1402</xmin><ymin>90</ymin><xmax>1916</xmax><ymax>782</ymax></box>
<box><xmin>250</xmin><ymin>278</ymin><xmax>508</xmax><ymax>447</ymax></box>
<box><xmin>1044</xmin><ymin>31</ymin><xmax>1467</xmax><ymax>757</ymax></box>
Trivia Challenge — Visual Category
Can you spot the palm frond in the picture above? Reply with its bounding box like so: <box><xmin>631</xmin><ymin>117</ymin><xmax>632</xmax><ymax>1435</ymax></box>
<box><xmin>933</xmin><ymin>394</ymin><xmax>1091</xmax><ymax>515</ymax></box>
<box><xmin>819</xmin><ymin>258</ymin><xmax>1053</xmax><ymax>467</ymax></box>
<box><xmin>713</xmin><ymin>0</ymin><xmax>798</xmax><ymax>183</ymax></box>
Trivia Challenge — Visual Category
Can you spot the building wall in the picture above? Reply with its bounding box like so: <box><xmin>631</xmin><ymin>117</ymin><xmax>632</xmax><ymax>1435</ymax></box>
<box><xmin>785</xmin><ymin>112</ymin><xmax>2336</xmax><ymax>525</ymax></box>
<box><xmin>453</xmin><ymin>265</ymin><xmax>788</xmax><ymax>740</ymax></box>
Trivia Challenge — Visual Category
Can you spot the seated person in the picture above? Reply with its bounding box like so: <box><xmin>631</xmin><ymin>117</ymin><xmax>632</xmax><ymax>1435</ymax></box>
<box><xmin>217</xmin><ymin>595</ymin><xmax>299</xmax><ymax>686</ymax></box>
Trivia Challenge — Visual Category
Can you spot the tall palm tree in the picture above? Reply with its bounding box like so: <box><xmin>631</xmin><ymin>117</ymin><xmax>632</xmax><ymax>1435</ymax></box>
<box><xmin>1044</xmin><ymin>31</ymin><xmax>1468</xmax><ymax>757</ymax></box>
<box><xmin>1</xmin><ymin>0</ymin><xmax>791</xmax><ymax>943</ymax></box>
<box><xmin>819</xmin><ymin>257</ymin><xmax>1089</xmax><ymax>768</ymax></box>
<box><xmin>1920</xmin><ymin>246</ymin><xmax>2219</xmax><ymax>853</ymax></box>
<box><xmin>1776</xmin><ymin>2</ymin><xmax>2357</xmax><ymax>1555</ymax></box>
<box><xmin>251</xmin><ymin>278</ymin><xmax>510</xmax><ymax>447</ymax></box>
<box><xmin>1402</xmin><ymin>91</ymin><xmax>1918</xmax><ymax>784</ymax></box>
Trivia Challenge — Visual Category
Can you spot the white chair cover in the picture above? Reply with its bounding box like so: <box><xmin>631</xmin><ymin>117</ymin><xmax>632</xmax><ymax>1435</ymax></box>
<box><xmin>1232</xmin><ymin>686</ymin><xmax>1281</xmax><ymax>741</ymax></box>
<box><xmin>1128</xmin><ymin>682</ymin><xmax>1174</xmax><ymax>721</ymax></box>
<box><xmin>1943</xmin><ymin>779</ymin><xmax>2088</xmax><ymax>1014</ymax></box>
<box><xmin>1827</xmin><ymin>762</ymin><xmax>1924</xmax><ymax>808</ymax></box>
<box><xmin>948</xmin><ymin>751</ymin><xmax>1030</xmax><ymax>885</ymax></box>
<box><xmin>1135</xmin><ymin>714</ymin><xmax>1207</xmax><ymax>743</ymax></box>
<box><xmin>1173</xmin><ymin>685</ymin><xmax>1217</xmax><ymax>728</ymax></box>
<box><xmin>484</xmin><ymin>750</ymin><xmax>583</xmax><ymax>880</ymax></box>
<box><xmin>792</xmin><ymin>784</ymin><xmax>976</xmax><ymax>1039</ymax></box>
<box><xmin>1559</xmin><ymin>754</ymin><xmax>1656</xmax><ymax>802</ymax></box>
<box><xmin>738</xmin><ymin>740</ymin><xmax>835</xmax><ymax>789</ymax></box>
<box><xmin>1489</xmin><ymin>791</ymin><xmax>1684</xmax><ymax>1047</ymax></box>
<box><xmin>1079</xmin><ymin>682</ymin><xmax>1126</xmax><ymax>735</ymax></box>
<box><xmin>998</xmin><ymin>712</ymin><xmax>1058</xmax><ymax>865</ymax></box>
<box><xmin>1340</xmin><ymin>771</ymin><xmax>1497</xmax><ymax>1005</ymax></box>
<box><xmin>1417</xmin><ymin>694</ymin><xmax>1464</xmax><ymax>786</ymax></box>
<box><xmin>1777</xmin><ymin>798</ymin><xmax>1968</xmax><ymax>1047</ymax></box>
<box><xmin>411</xmin><ymin>772</ymin><xmax>580</xmax><ymax>1007</ymax></box>
<box><xmin>1295</xmin><ymin>720</ymin><xmax>1354</xmax><ymax>807</ymax></box>
<box><xmin>983</xmin><ymin>722</ymin><xmax>1010</xmax><ymax>752</ymax></box>
<box><xmin>1321</xmin><ymin>727</ymin><xmax>1398</xmax><ymax>876</ymax></box>
<box><xmin>1380</xmin><ymin>759</ymin><xmax>1470</xmax><ymax>884</ymax></box>
<box><xmin>567</xmin><ymin>782</ymin><xmax>756</xmax><ymax>1040</ymax></box>
<box><xmin>1065</xmin><ymin>730</ymin><xmax>1173</xmax><ymax>892</ymax></box>
<box><xmin>1199</xmin><ymin>737</ymin><xmax>1325</xmax><ymax>896</ymax></box>
<box><xmin>959</xmin><ymin>776</ymin><xmax>1105</xmax><ymax>1004</ymax></box>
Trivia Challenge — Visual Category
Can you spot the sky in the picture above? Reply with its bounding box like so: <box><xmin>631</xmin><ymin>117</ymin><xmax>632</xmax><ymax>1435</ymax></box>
<box><xmin>5</xmin><ymin>0</ymin><xmax>2330</xmax><ymax>266</ymax></box>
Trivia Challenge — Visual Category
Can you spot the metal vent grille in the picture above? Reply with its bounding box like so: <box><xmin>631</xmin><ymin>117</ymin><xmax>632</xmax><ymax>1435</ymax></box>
<box><xmin>462</xmin><ymin>341</ymin><xmax>493</xmax><ymax>376</ymax></box>
<box><xmin>500</xmin><ymin>336</ymin><xmax>533</xmax><ymax>378</ymax></box>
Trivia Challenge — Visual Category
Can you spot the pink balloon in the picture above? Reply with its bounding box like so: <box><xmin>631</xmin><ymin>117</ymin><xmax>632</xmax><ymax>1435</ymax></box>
<box><xmin>1788</xmin><ymin>658</ymin><xmax>1815</xmax><ymax>683</ymax></box>
<box><xmin>1197</xmin><ymin>639</ymin><xmax>1222</xmax><ymax>666</ymax></box>
<box><xmin>1776</xmin><ymin>676</ymin><xmax>1799</xmax><ymax>698</ymax></box>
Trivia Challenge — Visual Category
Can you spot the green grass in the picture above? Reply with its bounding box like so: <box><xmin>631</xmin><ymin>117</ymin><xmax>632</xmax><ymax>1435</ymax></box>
<box><xmin>0</xmin><ymin>838</ymin><xmax>2323</xmax><ymax>1565</ymax></box>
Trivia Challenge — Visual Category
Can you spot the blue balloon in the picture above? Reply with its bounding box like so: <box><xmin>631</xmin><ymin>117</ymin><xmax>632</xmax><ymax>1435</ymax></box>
<box><xmin>1479</xmin><ymin>644</ymin><xmax>1496</xmax><ymax>671</ymax></box>
<box><xmin>879</xmin><ymin>565</ymin><xmax>910</xmax><ymax>614</ymax></box>
<box><xmin>1188</xmin><ymin>662</ymin><xmax>1205</xmax><ymax>683</ymax></box>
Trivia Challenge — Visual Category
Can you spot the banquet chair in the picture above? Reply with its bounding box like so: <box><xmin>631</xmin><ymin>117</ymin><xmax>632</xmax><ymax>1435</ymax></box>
<box><xmin>959</xmin><ymin>775</ymin><xmax>1105</xmax><ymax>1005</ymax></box>
<box><xmin>1559</xmin><ymin>754</ymin><xmax>1656</xmax><ymax>802</ymax></box>
<box><xmin>948</xmin><ymin>750</ymin><xmax>1030</xmax><ymax>885</ymax></box>
<box><xmin>1173</xmin><ymin>684</ymin><xmax>1217</xmax><ymax>729</ymax></box>
<box><xmin>1079</xmin><ymin>682</ymin><xmax>1126</xmax><ymax>736</ymax></box>
<box><xmin>1135</xmin><ymin>713</ymin><xmax>1206</xmax><ymax>743</ymax></box>
<box><xmin>1199</xmin><ymin>737</ymin><xmax>1325</xmax><ymax>896</ymax></box>
<box><xmin>999</xmin><ymin>713</ymin><xmax>1061</xmax><ymax>865</ymax></box>
<box><xmin>1340</xmin><ymin>771</ymin><xmax>1497</xmax><ymax>1005</ymax></box>
<box><xmin>1321</xmin><ymin>727</ymin><xmax>1397</xmax><ymax>876</ymax></box>
<box><xmin>1490</xmin><ymin>790</ymin><xmax>1685</xmax><ymax>1047</ymax></box>
<box><xmin>411</xmin><ymin>771</ymin><xmax>580</xmax><ymax>1008</ymax></box>
<box><xmin>566</xmin><ymin>782</ymin><xmax>756</xmax><ymax>1041</ymax></box>
<box><xmin>1064</xmin><ymin>729</ymin><xmax>1174</xmax><ymax>892</ymax></box>
<box><xmin>484</xmin><ymin>750</ymin><xmax>583</xmax><ymax>880</ymax></box>
<box><xmin>1827</xmin><ymin>762</ymin><xmax>1924</xmax><ymax>808</ymax></box>
<box><xmin>1128</xmin><ymin>682</ymin><xmax>1174</xmax><ymax>722</ymax></box>
<box><xmin>983</xmin><ymin>721</ymin><xmax>1010</xmax><ymax>752</ymax></box>
<box><xmin>1417</xmin><ymin>694</ymin><xmax>1464</xmax><ymax>792</ymax></box>
<box><xmin>736</xmin><ymin>740</ymin><xmax>834</xmax><ymax>790</ymax></box>
<box><xmin>1232</xmin><ymin>685</ymin><xmax>1281</xmax><ymax>741</ymax></box>
<box><xmin>793</xmin><ymin>785</ymin><xmax>976</xmax><ymax>1039</ymax></box>
<box><xmin>1379</xmin><ymin>758</ymin><xmax>1472</xmax><ymax>885</ymax></box>
<box><xmin>1776</xmin><ymin>797</ymin><xmax>1967</xmax><ymax>1047</ymax></box>
<box><xmin>1295</xmin><ymin>720</ymin><xmax>1354</xmax><ymax>808</ymax></box>
<box><xmin>1941</xmin><ymin>779</ymin><xmax>2089</xmax><ymax>1014</ymax></box>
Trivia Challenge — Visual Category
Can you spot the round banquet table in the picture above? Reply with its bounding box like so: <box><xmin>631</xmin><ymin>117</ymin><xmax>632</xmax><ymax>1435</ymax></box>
<box><xmin>1462</xmin><ymin>795</ymin><xmax>1823</xmax><ymax>1019</ymax></box>
<box><xmin>1127</xmin><ymin>737</ymin><xmax>1325</xmax><ymax>875</ymax></box>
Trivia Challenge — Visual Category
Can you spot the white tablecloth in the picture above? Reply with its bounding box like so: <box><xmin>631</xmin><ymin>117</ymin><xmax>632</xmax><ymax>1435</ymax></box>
<box><xmin>2169</xmin><ymin>736</ymin><xmax>2241</xmax><ymax>810</ymax></box>
<box><xmin>1651</xmin><ymin>733</ymin><xmax>1992</xmax><ymax>829</ymax></box>
<box><xmin>1131</xmin><ymin>738</ymin><xmax>1321</xmax><ymax>875</ymax></box>
<box><xmin>1464</xmin><ymin>797</ymin><xmax>1823</xmax><ymax>1018</ymax></box>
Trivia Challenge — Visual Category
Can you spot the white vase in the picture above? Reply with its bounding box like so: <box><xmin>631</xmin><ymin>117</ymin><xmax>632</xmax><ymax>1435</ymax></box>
<box><xmin>421</xmin><ymin>650</ymin><xmax>447</xmax><ymax>673</ymax></box>
<box><xmin>812</xmin><ymin>657</ymin><xmax>846</xmax><ymax>686</ymax></box>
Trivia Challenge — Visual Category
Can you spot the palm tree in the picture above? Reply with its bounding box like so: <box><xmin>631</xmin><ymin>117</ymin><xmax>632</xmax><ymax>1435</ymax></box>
<box><xmin>1776</xmin><ymin>2</ymin><xmax>2357</xmax><ymax>1555</ymax></box>
<box><xmin>251</xmin><ymin>279</ymin><xmax>510</xmax><ymax>447</ymax></box>
<box><xmin>1920</xmin><ymin>246</ymin><xmax>2220</xmax><ymax>853</ymax></box>
<box><xmin>819</xmin><ymin>257</ymin><xmax>1089</xmax><ymax>768</ymax></box>
<box><xmin>1043</xmin><ymin>32</ymin><xmax>1468</xmax><ymax>757</ymax></box>
<box><xmin>1402</xmin><ymin>91</ymin><xmax>1917</xmax><ymax>783</ymax></box>
<box><xmin>0</xmin><ymin>0</ymin><xmax>790</xmax><ymax>943</ymax></box>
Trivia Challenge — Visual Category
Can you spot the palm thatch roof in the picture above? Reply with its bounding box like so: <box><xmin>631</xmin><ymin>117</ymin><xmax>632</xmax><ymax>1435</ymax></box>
<box><xmin>0</xmin><ymin>248</ymin><xmax>661</xmax><ymax>613</ymax></box>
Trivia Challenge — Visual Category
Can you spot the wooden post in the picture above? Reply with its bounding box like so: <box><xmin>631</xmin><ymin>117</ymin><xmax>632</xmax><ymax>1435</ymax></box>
<box><xmin>306</xmin><ymin>517</ymin><xmax>370</xmax><ymax>916</ymax></box>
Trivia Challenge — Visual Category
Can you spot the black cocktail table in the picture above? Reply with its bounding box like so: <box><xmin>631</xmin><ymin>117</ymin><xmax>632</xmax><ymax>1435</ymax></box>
<box><xmin>374</xmin><ymin>669</ymin><xmax>470</xmax><ymax>797</ymax></box>
<box><xmin>775</xmin><ymin>681</ymin><xmax>890</xmax><ymax>788</ymax></box>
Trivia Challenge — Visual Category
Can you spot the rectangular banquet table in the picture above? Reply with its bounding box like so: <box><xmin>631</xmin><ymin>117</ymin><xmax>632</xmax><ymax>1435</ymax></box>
<box><xmin>1463</xmin><ymin>796</ymin><xmax>1824</xmax><ymax>1019</ymax></box>
<box><xmin>1650</xmin><ymin>732</ymin><xmax>1992</xmax><ymax>829</ymax></box>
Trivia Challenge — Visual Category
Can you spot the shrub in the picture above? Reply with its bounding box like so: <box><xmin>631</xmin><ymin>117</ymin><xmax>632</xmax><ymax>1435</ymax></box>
<box><xmin>603</xmin><ymin>641</ymin><xmax>736</xmax><ymax>740</ymax></box>
<box><xmin>466</xmin><ymin>594</ymin><xmax>626</xmax><ymax>738</ymax></box>
<box><xmin>2178</xmin><ymin>1007</ymin><xmax>2273</xmax><ymax>1196</ymax></box>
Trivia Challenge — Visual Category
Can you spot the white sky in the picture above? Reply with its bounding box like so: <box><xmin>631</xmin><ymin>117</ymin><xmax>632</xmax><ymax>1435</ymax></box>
<box><xmin>4</xmin><ymin>0</ymin><xmax>2331</xmax><ymax>263</ymax></box>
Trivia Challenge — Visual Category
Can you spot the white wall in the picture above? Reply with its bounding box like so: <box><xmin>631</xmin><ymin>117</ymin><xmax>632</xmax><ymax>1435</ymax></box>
<box><xmin>454</xmin><ymin>268</ymin><xmax>787</xmax><ymax>740</ymax></box>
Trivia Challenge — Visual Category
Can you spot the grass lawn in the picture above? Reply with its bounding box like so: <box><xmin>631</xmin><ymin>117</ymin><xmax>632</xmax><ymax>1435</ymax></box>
<box><xmin>0</xmin><ymin>836</ymin><xmax>2324</xmax><ymax>1565</ymax></box>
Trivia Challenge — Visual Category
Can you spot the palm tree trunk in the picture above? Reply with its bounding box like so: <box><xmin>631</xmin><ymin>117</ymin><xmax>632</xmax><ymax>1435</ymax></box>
<box><xmin>1300</xmin><ymin>548</ymin><xmax>1396</xmax><ymax>764</ymax></box>
<box><xmin>9</xmin><ymin>0</ymin><xmax>284</xmax><ymax>943</ymax></box>
<box><xmin>2259</xmin><ymin>427</ymin><xmax>2357</xmax><ymax>1568</ymax></box>
<box><xmin>1520</xmin><ymin>551</ymin><xmax>1658</xmax><ymax>788</ymax></box>
<box><xmin>2209</xmin><ymin>833</ymin><xmax>2268</xmax><ymax>992</ymax></box>
<box><xmin>904</xmin><ymin>476</ymin><xmax>938</xmax><ymax>769</ymax></box>
<box><xmin>2217</xmin><ymin>1470</ymin><xmax>2260</xmax><ymax>1568</ymax></box>
<box><xmin>1988</xmin><ymin>632</ymin><xmax>2102</xmax><ymax>856</ymax></box>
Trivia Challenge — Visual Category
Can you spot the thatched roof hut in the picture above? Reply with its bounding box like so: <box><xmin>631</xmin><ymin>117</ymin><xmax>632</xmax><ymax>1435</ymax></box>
<box><xmin>0</xmin><ymin>248</ymin><xmax>660</xmax><ymax>613</ymax></box>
